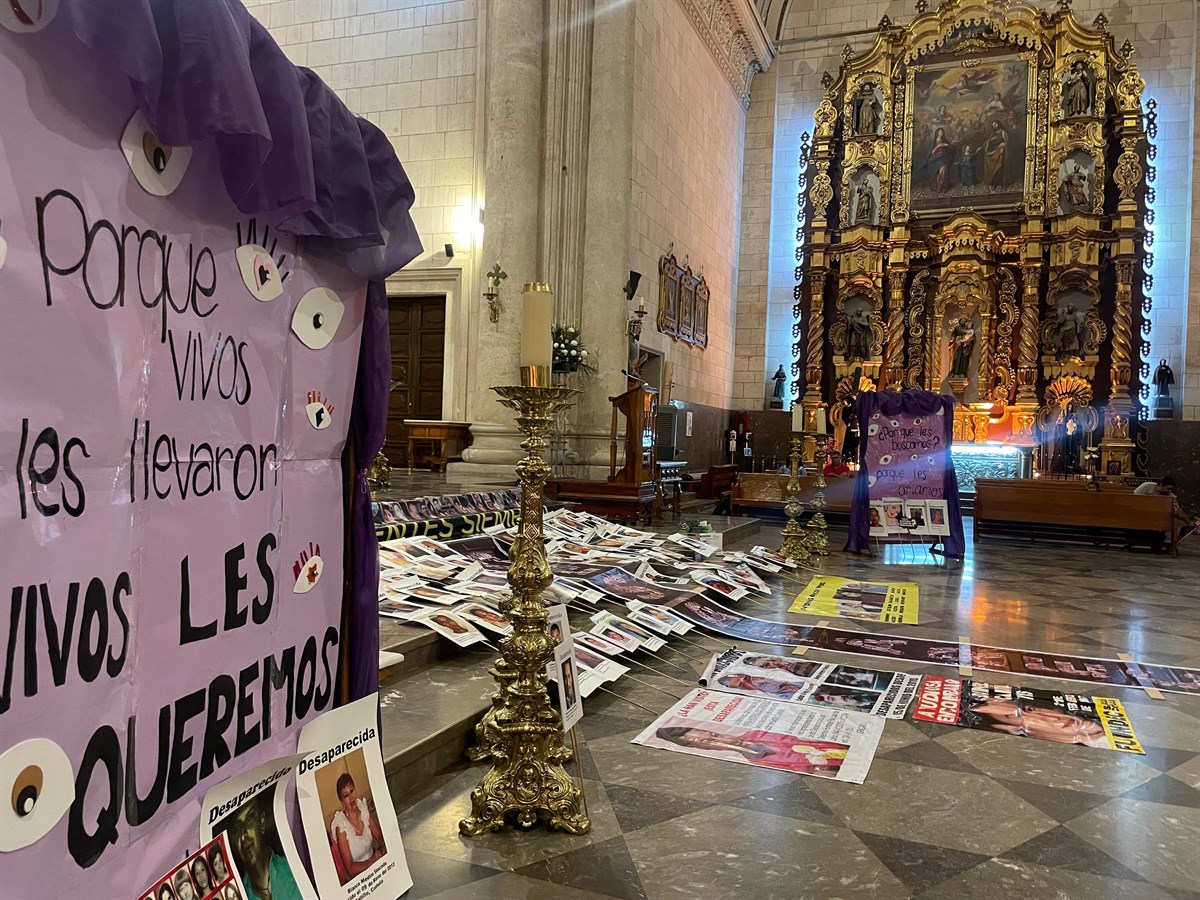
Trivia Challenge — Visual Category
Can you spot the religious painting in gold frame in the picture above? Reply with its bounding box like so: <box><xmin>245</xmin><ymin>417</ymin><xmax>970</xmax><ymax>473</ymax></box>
<box><xmin>903</xmin><ymin>53</ymin><xmax>1039</xmax><ymax>215</ymax></box>
<box><xmin>678</xmin><ymin>269</ymin><xmax>697</xmax><ymax>343</ymax></box>
<box><xmin>657</xmin><ymin>252</ymin><xmax>682</xmax><ymax>338</ymax></box>
<box><xmin>692</xmin><ymin>279</ymin><xmax>709</xmax><ymax>349</ymax></box>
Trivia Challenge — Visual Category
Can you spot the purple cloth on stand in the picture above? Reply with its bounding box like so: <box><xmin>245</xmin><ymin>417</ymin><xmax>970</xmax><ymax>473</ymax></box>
<box><xmin>58</xmin><ymin>0</ymin><xmax>422</xmax><ymax>701</ymax></box>
<box><xmin>845</xmin><ymin>390</ymin><xmax>966</xmax><ymax>558</ymax></box>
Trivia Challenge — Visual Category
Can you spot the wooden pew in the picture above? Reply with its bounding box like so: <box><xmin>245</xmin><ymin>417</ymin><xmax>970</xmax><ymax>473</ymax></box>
<box><xmin>698</xmin><ymin>464</ymin><xmax>739</xmax><ymax>500</ymax></box>
<box><xmin>974</xmin><ymin>478</ymin><xmax>1178</xmax><ymax>555</ymax></box>
<box><xmin>730</xmin><ymin>472</ymin><xmax>856</xmax><ymax>517</ymax></box>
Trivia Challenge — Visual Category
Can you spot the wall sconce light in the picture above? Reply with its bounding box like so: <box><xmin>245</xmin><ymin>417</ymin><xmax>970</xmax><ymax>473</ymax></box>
<box><xmin>627</xmin><ymin>295</ymin><xmax>648</xmax><ymax>341</ymax></box>
<box><xmin>483</xmin><ymin>262</ymin><xmax>507</xmax><ymax>323</ymax></box>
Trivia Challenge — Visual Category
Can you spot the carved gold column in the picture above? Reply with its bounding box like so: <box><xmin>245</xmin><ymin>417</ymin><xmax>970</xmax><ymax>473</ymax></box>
<box><xmin>884</xmin><ymin>268</ymin><xmax>906</xmax><ymax>390</ymax></box>
<box><xmin>1011</xmin><ymin>261</ymin><xmax>1041</xmax><ymax>441</ymax></box>
<box><xmin>1099</xmin><ymin>259</ymin><xmax>1136</xmax><ymax>475</ymax></box>
<box><xmin>803</xmin><ymin>270</ymin><xmax>828</xmax><ymax>410</ymax></box>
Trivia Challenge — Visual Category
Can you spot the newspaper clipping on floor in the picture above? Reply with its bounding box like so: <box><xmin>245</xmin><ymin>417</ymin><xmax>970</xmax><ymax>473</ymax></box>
<box><xmin>790</xmin><ymin>577</ymin><xmax>919</xmax><ymax>624</ymax></box>
<box><xmin>632</xmin><ymin>689</ymin><xmax>884</xmax><ymax>783</ymax></box>
<box><xmin>700</xmin><ymin>650</ymin><xmax>920</xmax><ymax>718</ymax></box>
<box><xmin>912</xmin><ymin>677</ymin><xmax>1144</xmax><ymax>754</ymax></box>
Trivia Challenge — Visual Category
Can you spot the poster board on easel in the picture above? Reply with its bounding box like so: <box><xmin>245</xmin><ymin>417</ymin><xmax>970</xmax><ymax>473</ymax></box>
<box><xmin>845</xmin><ymin>390</ymin><xmax>965</xmax><ymax>558</ymax></box>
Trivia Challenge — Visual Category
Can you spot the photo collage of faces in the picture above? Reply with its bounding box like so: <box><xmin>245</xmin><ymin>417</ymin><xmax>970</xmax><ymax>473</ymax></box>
<box><xmin>869</xmin><ymin>497</ymin><xmax>951</xmax><ymax>537</ymax></box>
<box><xmin>703</xmin><ymin>650</ymin><xmax>922</xmax><ymax>719</ymax></box>
<box><xmin>141</xmin><ymin>835</ymin><xmax>245</xmax><ymax>900</ymax></box>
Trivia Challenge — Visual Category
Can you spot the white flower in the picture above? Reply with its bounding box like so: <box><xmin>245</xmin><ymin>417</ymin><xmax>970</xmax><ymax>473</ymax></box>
<box><xmin>553</xmin><ymin>342</ymin><xmax>560</xmax><ymax>348</ymax></box>
<box><xmin>580</xmin><ymin>349</ymin><xmax>588</xmax><ymax>357</ymax></box>
<box><xmin>570</xmin><ymin>350</ymin><xmax>578</xmax><ymax>356</ymax></box>
<box><xmin>570</xmin><ymin>339</ymin><xmax>578</xmax><ymax>346</ymax></box>
<box><xmin>567</xmin><ymin>327</ymin><xmax>576</xmax><ymax>333</ymax></box>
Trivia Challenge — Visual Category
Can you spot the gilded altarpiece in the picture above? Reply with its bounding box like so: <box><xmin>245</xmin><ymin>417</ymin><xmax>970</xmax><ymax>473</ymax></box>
<box><xmin>796</xmin><ymin>0</ymin><xmax>1152</xmax><ymax>477</ymax></box>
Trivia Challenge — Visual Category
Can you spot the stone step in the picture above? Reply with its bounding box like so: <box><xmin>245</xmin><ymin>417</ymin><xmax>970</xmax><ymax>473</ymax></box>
<box><xmin>379</xmin><ymin>635</ymin><xmax>495</xmax><ymax>805</ymax></box>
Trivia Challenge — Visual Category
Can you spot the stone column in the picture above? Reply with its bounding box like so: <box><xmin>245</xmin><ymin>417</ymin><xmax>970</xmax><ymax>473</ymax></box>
<box><xmin>457</xmin><ymin>0</ymin><xmax>546</xmax><ymax>473</ymax></box>
<box><xmin>571</xmin><ymin>0</ymin><xmax>636</xmax><ymax>478</ymax></box>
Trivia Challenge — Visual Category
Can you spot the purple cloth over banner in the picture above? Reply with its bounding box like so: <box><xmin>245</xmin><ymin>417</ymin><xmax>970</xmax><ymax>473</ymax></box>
<box><xmin>59</xmin><ymin>0</ymin><xmax>421</xmax><ymax>701</ymax></box>
<box><xmin>846</xmin><ymin>390</ymin><xmax>966</xmax><ymax>558</ymax></box>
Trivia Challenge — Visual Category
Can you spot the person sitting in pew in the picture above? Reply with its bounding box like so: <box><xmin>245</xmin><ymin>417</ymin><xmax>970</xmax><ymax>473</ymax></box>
<box><xmin>1132</xmin><ymin>476</ymin><xmax>1197</xmax><ymax>549</ymax></box>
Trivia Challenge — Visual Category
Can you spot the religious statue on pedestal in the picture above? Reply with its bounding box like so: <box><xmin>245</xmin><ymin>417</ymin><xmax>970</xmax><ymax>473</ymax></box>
<box><xmin>846</xmin><ymin>308</ymin><xmax>872</xmax><ymax>361</ymax></box>
<box><xmin>854</xmin><ymin>182</ymin><xmax>875</xmax><ymax>225</ymax></box>
<box><xmin>770</xmin><ymin>364</ymin><xmax>786</xmax><ymax>408</ymax></box>
<box><xmin>852</xmin><ymin>83</ymin><xmax>881</xmax><ymax>136</ymax></box>
<box><xmin>1061</xmin><ymin>60</ymin><xmax>1094</xmax><ymax>118</ymax></box>
<box><xmin>1153</xmin><ymin>359</ymin><xmax>1175</xmax><ymax>419</ymax></box>
<box><xmin>949</xmin><ymin>317</ymin><xmax>976</xmax><ymax>379</ymax></box>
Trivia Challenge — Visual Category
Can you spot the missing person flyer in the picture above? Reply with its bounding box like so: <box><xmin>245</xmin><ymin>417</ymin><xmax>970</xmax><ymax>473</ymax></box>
<box><xmin>632</xmin><ymin>689</ymin><xmax>883</xmax><ymax>783</ymax></box>
<box><xmin>200</xmin><ymin>755</ymin><xmax>317</xmax><ymax>900</ymax></box>
<box><xmin>790</xmin><ymin>576</ymin><xmax>919</xmax><ymax>624</ymax></box>
<box><xmin>296</xmin><ymin>695</ymin><xmax>412</xmax><ymax>899</ymax></box>
<box><xmin>139</xmin><ymin>833</ymin><xmax>247</xmax><ymax>900</ymax></box>
<box><xmin>913</xmin><ymin>677</ymin><xmax>1144</xmax><ymax>754</ymax></box>
<box><xmin>700</xmin><ymin>650</ymin><xmax>920</xmax><ymax>718</ymax></box>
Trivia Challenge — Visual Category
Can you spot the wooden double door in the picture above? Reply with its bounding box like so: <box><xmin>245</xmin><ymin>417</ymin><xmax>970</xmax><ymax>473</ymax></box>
<box><xmin>386</xmin><ymin>295</ymin><xmax>445</xmax><ymax>465</ymax></box>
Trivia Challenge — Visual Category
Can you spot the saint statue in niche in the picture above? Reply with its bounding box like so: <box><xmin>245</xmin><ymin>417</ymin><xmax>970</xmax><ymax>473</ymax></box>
<box><xmin>1060</xmin><ymin>164</ymin><xmax>1089</xmax><ymax>211</ymax></box>
<box><xmin>853</xmin><ymin>84</ymin><xmax>882</xmax><ymax>136</ymax></box>
<box><xmin>854</xmin><ymin>181</ymin><xmax>875</xmax><ymax>225</ymax></box>
<box><xmin>771</xmin><ymin>364</ymin><xmax>786</xmax><ymax>402</ymax></box>
<box><xmin>1061</xmin><ymin>61</ymin><xmax>1094</xmax><ymax>118</ymax></box>
<box><xmin>846</xmin><ymin>307</ymin><xmax>872</xmax><ymax>360</ymax></box>
<box><xmin>948</xmin><ymin>317</ymin><xmax>975</xmax><ymax>379</ymax></box>
<box><xmin>1054</xmin><ymin>304</ymin><xmax>1087</xmax><ymax>357</ymax></box>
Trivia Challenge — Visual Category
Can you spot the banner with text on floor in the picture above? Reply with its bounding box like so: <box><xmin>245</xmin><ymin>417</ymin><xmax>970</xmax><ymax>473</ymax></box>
<box><xmin>790</xmin><ymin>577</ymin><xmax>919</xmax><ymax>624</ymax></box>
<box><xmin>912</xmin><ymin>677</ymin><xmax>1144</xmax><ymax>754</ymax></box>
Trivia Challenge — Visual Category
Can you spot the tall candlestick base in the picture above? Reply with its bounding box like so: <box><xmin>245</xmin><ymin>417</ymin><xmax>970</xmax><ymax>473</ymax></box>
<box><xmin>805</xmin><ymin>440</ymin><xmax>830</xmax><ymax>558</ymax></box>
<box><xmin>459</xmin><ymin>377</ymin><xmax>590</xmax><ymax>837</ymax></box>
<box><xmin>779</xmin><ymin>435</ymin><xmax>811</xmax><ymax>562</ymax></box>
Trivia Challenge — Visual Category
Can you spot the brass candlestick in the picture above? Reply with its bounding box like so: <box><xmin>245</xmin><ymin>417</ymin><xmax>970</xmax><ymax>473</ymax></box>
<box><xmin>805</xmin><ymin>438</ymin><xmax>830</xmax><ymax>558</ymax></box>
<box><xmin>460</xmin><ymin>366</ymin><xmax>590</xmax><ymax>836</ymax></box>
<box><xmin>779</xmin><ymin>435</ymin><xmax>810</xmax><ymax>562</ymax></box>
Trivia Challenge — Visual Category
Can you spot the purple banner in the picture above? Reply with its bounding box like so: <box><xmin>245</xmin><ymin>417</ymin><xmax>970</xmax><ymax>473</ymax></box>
<box><xmin>0</xmin><ymin>13</ymin><xmax>386</xmax><ymax>895</ymax></box>
<box><xmin>847</xmin><ymin>391</ymin><xmax>965</xmax><ymax>557</ymax></box>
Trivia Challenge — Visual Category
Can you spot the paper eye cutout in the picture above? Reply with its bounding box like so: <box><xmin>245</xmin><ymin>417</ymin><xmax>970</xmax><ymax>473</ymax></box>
<box><xmin>879</xmin><ymin>454</ymin><xmax>893</xmax><ymax>465</ymax></box>
<box><xmin>305</xmin><ymin>391</ymin><xmax>334</xmax><ymax>430</ymax></box>
<box><xmin>0</xmin><ymin>222</ymin><xmax>7</xmax><ymax>273</ymax></box>
<box><xmin>120</xmin><ymin>110</ymin><xmax>192</xmax><ymax>196</ymax></box>
<box><xmin>867</xmin><ymin>475</ymin><xmax>877</xmax><ymax>486</ymax></box>
<box><xmin>235</xmin><ymin>219</ymin><xmax>290</xmax><ymax>302</ymax></box>
<box><xmin>291</xmin><ymin>288</ymin><xmax>345</xmax><ymax>350</ymax></box>
<box><xmin>292</xmin><ymin>542</ymin><xmax>323</xmax><ymax>593</ymax></box>
<box><xmin>889</xmin><ymin>419</ymin><xmax>900</xmax><ymax>427</ymax></box>
<box><xmin>911</xmin><ymin>454</ymin><xmax>919</xmax><ymax>460</ymax></box>
<box><xmin>1</xmin><ymin>0</ymin><xmax>60</xmax><ymax>32</ymax></box>
<box><xmin>913</xmin><ymin>417</ymin><xmax>923</xmax><ymax>425</ymax></box>
<box><xmin>0</xmin><ymin>738</ymin><xmax>75</xmax><ymax>851</ymax></box>
<box><xmin>936</xmin><ymin>407</ymin><xmax>945</xmax><ymax>416</ymax></box>
<box><xmin>867</xmin><ymin>424</ymin><xmax>879</xmax><ymax>436</ymax></box>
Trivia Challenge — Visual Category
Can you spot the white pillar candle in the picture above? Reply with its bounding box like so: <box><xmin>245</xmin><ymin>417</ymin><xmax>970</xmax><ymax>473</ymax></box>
<box><xmin>816</xmin><ymin>407</ymin><xmax>827</xmax><ymax>435</ymax></box>
<box><xmin>637</xmin><ymin>296</ymin><xmax>646</xmax><ymax>313</ymax></box>
<box><xmin>792</xmin><ymin>403</ymin><xmax>804</xmax><ymax>433</ymax></box>
<box><xmin>521</xmin><ymin>282</ymin><xmax>554</xmax><ymax>369</ymax></box>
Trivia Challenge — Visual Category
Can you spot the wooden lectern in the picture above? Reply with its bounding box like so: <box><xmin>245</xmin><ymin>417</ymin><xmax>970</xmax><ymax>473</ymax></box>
<box><xmin>543</xmin><ymin>386</ymin><xmax>659</xmax><ymax>524</ymax></box>
<box><xmin>609</xmin><ymin>385</ymin><xmax>658</xmax><ymax>485</ymax></box>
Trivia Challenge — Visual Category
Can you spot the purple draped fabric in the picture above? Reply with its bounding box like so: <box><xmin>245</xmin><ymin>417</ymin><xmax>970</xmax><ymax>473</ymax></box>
<box><xmin>845</xmin><ymin>390</ymin><xmax>966</xmax><ymax>558</ymax></box>
<box><xmin>59</xmin><ymin>0</ymin><xmax>421</xmax><ymax>701</ymax></box>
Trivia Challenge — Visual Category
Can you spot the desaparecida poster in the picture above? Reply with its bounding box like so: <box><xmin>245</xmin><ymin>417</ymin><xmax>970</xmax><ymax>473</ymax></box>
<box><xmin>295</xmin><ymin>695</ymin><xmax>412</xmax><ymax>900</ymax></box>
<box><xmin>0</xmin><ymin>13</ymin><xmax>375</xmax><ymax>896</ymax></box>
<box><xmin>633</xmin><ymin>689</ymin><xmax>884</xmax><ymax>783</ymax></box>
<box><xmin>200</xmin><ymin>755</ymin><xmax>317</xmax><ymax>900</ymax></box>
<box><xmin>700</xmin><ymin>650</ymin><xmax>920</xmax><ymax>718</ymax></box>
<box><xmin>912</xmin><ymin>677</ymin><xmax>1144</xmax><ymax>754</ymax></box>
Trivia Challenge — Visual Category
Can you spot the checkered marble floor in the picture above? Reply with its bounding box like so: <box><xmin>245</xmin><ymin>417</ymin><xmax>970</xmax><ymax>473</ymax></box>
<box><xmin>392</xmin><ymin>516</ymin><xmax>1200</xmax><ymax>899</ymax></box>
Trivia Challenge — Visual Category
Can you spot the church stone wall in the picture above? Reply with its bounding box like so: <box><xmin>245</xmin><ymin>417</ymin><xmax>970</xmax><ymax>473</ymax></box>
<box><xmin>762</xmin><ymin>0</ymin><xmax>1198</xmax><ymax>419</ymax></box>
<box><xmin>629</xmin><ymin>0</ymin><xmax>748</xmax><ymax>411</ymax></box>
<box><xmin>246</xmin><ymin>0</ymin><xmax>481</xmax><ymax>267</ymax></box>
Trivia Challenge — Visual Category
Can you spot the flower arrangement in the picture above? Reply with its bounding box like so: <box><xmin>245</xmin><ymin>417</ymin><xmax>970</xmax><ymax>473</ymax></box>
<box><xmin>551</xmin><ymin>324</ymin><xmax>597</xmax><ymax>375</ymax></box>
